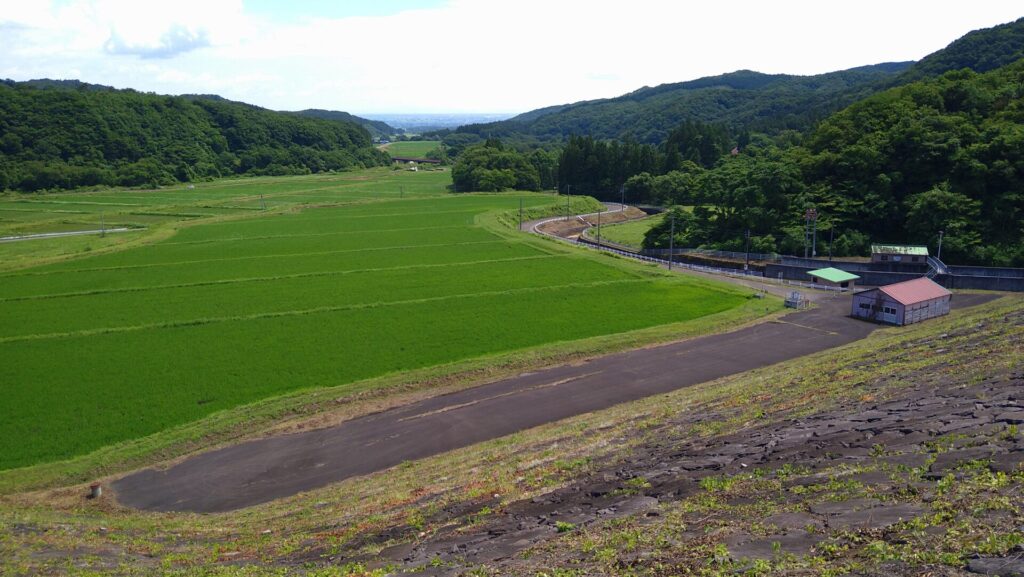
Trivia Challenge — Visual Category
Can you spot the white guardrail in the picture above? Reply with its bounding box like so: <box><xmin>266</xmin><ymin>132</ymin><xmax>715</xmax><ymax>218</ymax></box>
<box><xmin>574</xmin><ymin>236</ymin><xmax>852</xmax><ymax>293</ymax></box>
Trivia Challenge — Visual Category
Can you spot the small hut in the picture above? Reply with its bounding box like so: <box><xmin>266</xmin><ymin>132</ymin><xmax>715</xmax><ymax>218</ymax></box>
<box><xmin>871</xmin><ymin>244</ymin><xmax>929</xmax><ymax>264</ymax></box>
<box><xmin>807</xmin><ymin>267</ymin><xmax>860</xmax><ymax>290</ymax></box>
<box><xmin>851</xmin><ymin>277</ymin><xmax>951</xmax><ymax>325</ymax></box>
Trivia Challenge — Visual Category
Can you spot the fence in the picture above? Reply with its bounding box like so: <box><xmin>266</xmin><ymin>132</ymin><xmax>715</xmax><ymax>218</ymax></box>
<box><xmin>644</xmin><ymin>247</ymin><xmax>780</xmax><ymax>262</ymax></box>
<box><xmin>576</xmin><ymin>236</ymin><xmax>768</xmax><ymax>281</ymax></box>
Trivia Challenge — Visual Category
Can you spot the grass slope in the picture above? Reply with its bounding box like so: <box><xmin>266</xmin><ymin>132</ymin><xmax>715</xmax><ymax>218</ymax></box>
<box><xmin>593</xmin><ymin>213</ymin><xmax>665</xmax><ymax>248</ymax></box>
<box><xmin>381</xmin><ymin>141</ymin><xmax>441</xmax><ymax>158</ymax></box>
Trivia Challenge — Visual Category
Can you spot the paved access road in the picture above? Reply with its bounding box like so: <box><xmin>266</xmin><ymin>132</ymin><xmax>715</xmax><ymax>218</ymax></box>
<box><xmin>112</xmin><ymin>294</ymin><xmax>995</xmax><ymax>513</ymax></box>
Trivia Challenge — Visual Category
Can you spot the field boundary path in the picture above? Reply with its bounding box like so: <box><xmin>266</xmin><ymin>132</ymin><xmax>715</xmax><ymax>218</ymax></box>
<box><xmin>0</xmin><ymin>227</ymin><xmax>134</xmax><ymax>243</ymax></box>
<box><xmin>111</xmin><ymin>293</ymin><xmax>995</xmax><ymax>512</ymax></box>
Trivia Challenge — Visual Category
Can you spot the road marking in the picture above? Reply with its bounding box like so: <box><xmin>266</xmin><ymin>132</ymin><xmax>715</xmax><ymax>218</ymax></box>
<box><xmin>769</xmin><ymin>319</ymin><xmax>840</xmax><ymax>335</ymax></box>
<box><xmin>396</xmin><ymin>371</ymin><xmax>604</xmax><ymax>423</ymax></box>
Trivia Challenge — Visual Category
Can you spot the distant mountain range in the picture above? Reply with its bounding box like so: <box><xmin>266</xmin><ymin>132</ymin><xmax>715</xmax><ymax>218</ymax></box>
<box><xmin>441</xmin><ymin>17</ymin><xmax>1024</xmax><ymax>143</ymax></box>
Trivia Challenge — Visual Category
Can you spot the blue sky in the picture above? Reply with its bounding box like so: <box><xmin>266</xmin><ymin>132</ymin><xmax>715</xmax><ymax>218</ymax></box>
<box><xmin>1</xmin><ymin>1</ymin><xmax>1021</xmax><ymax>114</ymax></box>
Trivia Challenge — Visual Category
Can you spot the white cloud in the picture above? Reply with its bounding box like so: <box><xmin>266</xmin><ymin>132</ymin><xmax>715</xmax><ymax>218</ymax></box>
<box><xmin>0</xmin><ymin>0</ymin><xmax>1022</xmax><ymax>112</ymax></box>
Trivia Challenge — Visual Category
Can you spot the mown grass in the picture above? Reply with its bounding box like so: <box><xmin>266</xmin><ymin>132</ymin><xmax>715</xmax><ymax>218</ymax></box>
<box><xmin>381</xmin><ymin>140</ymin><xmax>442</xmax><ymax>158</ymax></box>
<box><xmin>0</xmin><ymin>177</ymin><xmax>756</xmax><ymax>472</ymax></box>
<box><xmin>594</xmin><ymin>213</ymin><xmax>664</xmax><ymax>248</ymax></box>
<box><xmin>0</xmin><ymin>295</ymin><xmax>1013</xmax><ymax>577</ymax></box>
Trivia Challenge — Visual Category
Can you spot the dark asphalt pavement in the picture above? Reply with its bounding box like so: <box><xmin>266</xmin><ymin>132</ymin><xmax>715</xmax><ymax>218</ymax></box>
<box><xmin>111</xmin><ymin>294</ymin><xmax>995</xmax><ymax>513</ymax></box>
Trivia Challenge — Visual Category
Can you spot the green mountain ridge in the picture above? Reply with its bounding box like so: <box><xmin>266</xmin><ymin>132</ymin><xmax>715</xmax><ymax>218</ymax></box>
<box><xmin>446</xmin><ymin>63</ymin><xmax>913</xmax><ymax>144</ymax></box>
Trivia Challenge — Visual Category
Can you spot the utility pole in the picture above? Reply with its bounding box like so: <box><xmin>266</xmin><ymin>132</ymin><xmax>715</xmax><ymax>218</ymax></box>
<box><xmin>619</xmin><ymin>184</ymin><xmax>625</xmax><ymax>212</ymax></box>
<box><xmin>937</xmin><ymin>229</ymin><xmax>944</xmax><ymax>261</ymax></box>
<box><xmin>100</xmin><ymin>211</ymin><xmax>106</xmax><ymax>237</ymax></box>
<box><xmin>804</xmin><ymin>210</ymin><xmax>809</xmax><ymax>259</ymax></box>
<box><xmin>668</xmin><ymin>215</ymin><xmax>675</xmax><ymax>271</ymax></box>
<box><xmin>804</xmin><ymin>208</ymin><xmax>818</xmax><ymax>259</ymax></box>
<box><xmin>828</xmin><ymin>225</ymin><xmax>835</xmax><ymax>262</ymax></box>
<box><xmin>812</xmin><ymin>211</ymin><xmax>818</xmax><ymax>258</ymax></box>
<box><xmin>565</xmin><ymin>185</ymin><xmax>571</xmax><ymax>221</ymax></box>
<box><xmin>260</xmin><ymin>194</ymin><xmax>266</xmax><ymax>211</ymax></box>
<box><xmin>597</xmin><ymin>208</ymin><xmax>602</xmax><ymax>246</ymax></box>
<box><xmin>744</xmin><ymin>228</ymin><xmax>751</xmax><ymax>272</ymax></box>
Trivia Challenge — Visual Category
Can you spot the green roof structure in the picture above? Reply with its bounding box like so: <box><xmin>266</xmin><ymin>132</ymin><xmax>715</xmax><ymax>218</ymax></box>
<box><xmin>808</xmin><ymin>267</ymin><xmax>860</xmax><ymax>283</ymax></box>
<box><xmin>871</xmin><ymin>244</ymin><xmax>929</xmax><ymax>256</ymax></box>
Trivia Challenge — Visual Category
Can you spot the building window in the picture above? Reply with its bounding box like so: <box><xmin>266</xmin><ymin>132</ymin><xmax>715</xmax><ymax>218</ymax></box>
<box><xmin>884</xmin><ymin>306</ymin><xmax>896</xmax><ymax>315</ymax></box>
<box><xmin>859</xmin><ymin>303</ymin><xmax>870</xmax><ymax>310</ymax></box>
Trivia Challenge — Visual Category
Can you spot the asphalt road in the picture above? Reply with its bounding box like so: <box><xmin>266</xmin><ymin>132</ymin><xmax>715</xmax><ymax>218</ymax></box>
<box><xmin>110</xmin><ymin>293</ymin><xmax>995</xmax><ymax>513</ymax></box>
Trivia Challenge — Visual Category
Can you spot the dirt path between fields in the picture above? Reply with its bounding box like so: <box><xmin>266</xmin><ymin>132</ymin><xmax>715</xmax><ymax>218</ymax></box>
<box><xmin>111</xmin><ymin>294</ymin><xmax>996</xmax><ymax>513</ymax></box>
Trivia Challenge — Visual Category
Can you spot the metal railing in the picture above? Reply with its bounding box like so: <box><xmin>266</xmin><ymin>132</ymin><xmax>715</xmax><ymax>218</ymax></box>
<box><xmin>643</xmin><ymin>247</ymin><xmax>781</xmax><ymax>262</ymax></box>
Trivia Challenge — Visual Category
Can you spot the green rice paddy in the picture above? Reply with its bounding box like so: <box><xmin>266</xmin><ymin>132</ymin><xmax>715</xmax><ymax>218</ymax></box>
<box><xmin>0</xmin><ymin>171</ymin><xmax>748</xmax><ymax>471</ymax></box>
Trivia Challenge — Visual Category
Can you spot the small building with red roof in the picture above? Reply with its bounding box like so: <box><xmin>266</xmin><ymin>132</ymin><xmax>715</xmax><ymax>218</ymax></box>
<box><xmin>851</xmin><ymin>277</ymin><xmax>952</xmax><ymax>325</ymax></box>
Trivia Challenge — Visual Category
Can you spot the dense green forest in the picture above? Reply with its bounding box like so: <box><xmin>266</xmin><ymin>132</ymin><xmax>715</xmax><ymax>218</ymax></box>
<box><xmin>0</xmin><ymin>82</ymin><xmax>389</xmax><ymax>191</ymax></box>
<box><xmin>620</xmin><ymin>60</ymin><xmax>1024</xmax><ymax>266</ymax></box>
<box><xmin>451</xmin><ymin>139</ymin><xmax>557</xmax><ymax>192</ymax></box>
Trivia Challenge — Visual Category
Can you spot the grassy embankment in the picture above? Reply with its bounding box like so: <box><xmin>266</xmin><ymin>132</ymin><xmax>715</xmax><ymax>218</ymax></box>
<box><xmin>0</xmin><ymin>170</ymin><xmax>775</xmax><ymax>491</ymax></box>
<box><xmin>379</xmin><ymin>141</ymin><xmax>442</xmax><ymax>157</ymax></box>
<box><xmin>0</xmin><ymin>293</ymin><xmax>1016</xmax><ymax>576</ymax></box>
<box><xmin>592</xmin><ymin>213</ymin><xmax>664</xmax><ymax>248</ymax></box>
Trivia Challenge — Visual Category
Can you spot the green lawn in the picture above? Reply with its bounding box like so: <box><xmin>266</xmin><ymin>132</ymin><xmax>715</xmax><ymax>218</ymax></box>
<box><xmin>596</xmin><ymin>213</ymin><xmax>665</xmax><ymax>248</ymax></box>
<box><xmin>0</xmin><ymin>173</ymin><xmax>751</xmax><ymax>471</ymax></box>
<box><xmin>382</xmin><ymin>140</ymin><xmax>441</xmax><ymax>158</ymax></box>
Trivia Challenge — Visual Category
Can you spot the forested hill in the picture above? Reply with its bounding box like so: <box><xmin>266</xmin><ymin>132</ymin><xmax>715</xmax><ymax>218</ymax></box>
<box><xmin>0</xmin><ymin>80</ymin><xmax>390</xmax><ymax>192</ymax></box>
<box><xmin>291</xmin><ymin>109</ymin><xmax>398</xmax><ymax>138</ymax></box>
<box><xmin>442</xmin><ymin>63</ymin><xmax>911</xmax><ymax>144</ymax></box>
<box><xmin>900</xmin><ymin>17</ymin><xmax>1024</xmax><ymax>81</ymax></box>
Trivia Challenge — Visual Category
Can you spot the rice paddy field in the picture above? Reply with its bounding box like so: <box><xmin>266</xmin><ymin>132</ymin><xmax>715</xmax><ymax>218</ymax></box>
<box><xmin>0</xmin><ymin>170</ymin><xmax>750</xmax><ymax>472</ymax></box>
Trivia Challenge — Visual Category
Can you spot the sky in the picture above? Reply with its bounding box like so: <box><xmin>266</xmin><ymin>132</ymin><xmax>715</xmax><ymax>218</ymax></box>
<box><xmin>0</xmin><ymin>1</ymin><xmax>1021</xmax><ymax>114</ymax></box>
